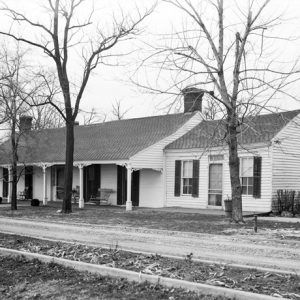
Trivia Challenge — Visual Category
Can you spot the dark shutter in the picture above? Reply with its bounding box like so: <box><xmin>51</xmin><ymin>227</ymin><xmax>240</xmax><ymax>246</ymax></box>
<box><xmin>192</xmin><ymin>160</ymin><xmax>199</xmax><ymax>198</ymax></box>
<box><xmin>253</xmin><ymin>156</ymin><xmax>262</xmax><ymax>198</ymax></box>
<box><xmin>174</xmin><ymin>160</ymin><xmax>181</xmax><ymax>197</ymax></box>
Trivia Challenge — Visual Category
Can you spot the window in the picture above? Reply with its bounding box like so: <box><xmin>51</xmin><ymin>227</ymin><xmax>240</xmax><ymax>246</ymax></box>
<box><xmin>240</xmin><ymin>157</ymin><xmax>253</xmax><ymax>195</ymax></box>
<box><xmin>208</xmin><ymin>163</ymin><xmax>223</xmax><ymax>206</ymax></box>
<box><xmin>182</xmin><ymin>160</ymin><xmax>193</xmax><ymax>195</ymax></box>
<box><xmin>174</xmin><ymin>160</ymin><xmax>199</xmax><ymax>198</ymax></box>
<box><xmin>209</xmin><ymin>154</ymin><xmax>224</xmax><ymax>162</ymax></box>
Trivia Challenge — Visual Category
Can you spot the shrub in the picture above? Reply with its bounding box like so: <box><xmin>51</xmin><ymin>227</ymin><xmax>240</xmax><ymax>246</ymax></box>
<box><xmin>273</xmin><ymin>190</ymin><xmax>300</xmax><ymax>216</ymax></box>
<box><xmin>31</xmin><ymin>199</ymin><xmax>40</xmax><ymax>207</ymax></box>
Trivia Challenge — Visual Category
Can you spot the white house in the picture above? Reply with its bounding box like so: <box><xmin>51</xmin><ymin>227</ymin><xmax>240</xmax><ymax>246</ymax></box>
<box><xmin>164</xmin><ymin>109</ymin><xmax>300</xmax><ymax>212</ymax></box>
<box><xmin>0</xmin><ymin>89</ymin><xmax>299</xmax><ymax>213</ymax></box>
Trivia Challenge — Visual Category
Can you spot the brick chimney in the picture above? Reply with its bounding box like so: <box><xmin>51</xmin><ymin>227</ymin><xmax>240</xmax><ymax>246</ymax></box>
<box><xmin>182</xmin><ymin>87</ymin><xmax>205</xmax><ymax>113</ymax></box>
<box><xmin>19</xmin><ymin>116</ymin><xmax>33</xmax><ymax>132</ymax></box>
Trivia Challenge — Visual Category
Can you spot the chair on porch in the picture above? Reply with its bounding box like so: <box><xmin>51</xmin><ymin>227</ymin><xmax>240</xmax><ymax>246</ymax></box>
<box><xmin>17</xmin><ymin>190</ymin><xmax>26</xmax><ymax>201</ymax></box>
<box><xmin>89</xmin><ymin>188</ymin><xmax>114</xmax><ymax>205</ymax></box>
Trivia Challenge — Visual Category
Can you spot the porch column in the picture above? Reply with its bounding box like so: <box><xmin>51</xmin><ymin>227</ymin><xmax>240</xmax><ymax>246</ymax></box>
<box><xmin>126</xmin><ymin>165</ymin><xmax>132</xmax><ymax>211</ymax></box>
<box><xmin>7</xmin><ymin>166</ymin><xmax>12</xmax><ymax>203</ymax></box>
<box><xmin>42</xmin><ymin>165</ymin><xmax>47</xmax><ymax>205</ymax></box>
<box><xmin>79</xmin><ymin>164</ymin><xmax>84</xmax><ymax>209</ymax></box>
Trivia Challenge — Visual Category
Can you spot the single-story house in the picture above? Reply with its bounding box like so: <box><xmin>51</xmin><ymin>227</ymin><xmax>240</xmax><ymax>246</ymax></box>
<box><xmin>0</xmin><ymin>89</ymin><xmax>299</xmax><ymax>212</ymax></box>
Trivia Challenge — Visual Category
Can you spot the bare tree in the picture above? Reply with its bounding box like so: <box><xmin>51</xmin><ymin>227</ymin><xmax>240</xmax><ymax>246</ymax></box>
<box><xmin>138</xmin><ymin>0</ymin><xmax>300</xmax><ymax>222</ymax></box>
<box><xmin>81</xmin><ymin>107</ymin><xmax>106</xmax><ymax>125</ymax></box>
<box><xmin>30</xmin><ymin>104</ymin><xmax>65</xmax><ymax>129</ymax></box>
<box><xmin>111</xmin><ymin>99</ymin><xmax>131</xmax><ymax>120</ymax></box>
<box><xmin>0</xmin><ymin>46</ymin><xmax>53</xmax><ymax>210</ymax></box>
<box><xmin>0</xmin><ymin>0</ymin><xmax>155</xmax><ymax>213</ymax></box>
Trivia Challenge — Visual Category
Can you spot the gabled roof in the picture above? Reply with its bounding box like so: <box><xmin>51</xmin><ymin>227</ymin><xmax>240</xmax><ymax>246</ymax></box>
<box><xmin>0</xmin><ymin>112</ymin><xmax>196</xmax><ymax>164</ymax></box>
<box><xmin>165</xmin><ymin>110</ymin><xmax>300</xmax><ymax>150</ymax></box>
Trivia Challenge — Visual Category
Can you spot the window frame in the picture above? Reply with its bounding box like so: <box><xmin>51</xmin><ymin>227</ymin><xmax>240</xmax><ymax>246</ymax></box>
<box><xmin>240</xmin><ymin>157</ymin><xmax>254</xmax><ymax>196</ymax></box>
<box><xmin>181</xmin><ymin>160</ymin><xmax>193</xmax><ymax>195</ymax></box>
<box><xmin>208</xmin><ymin>154</ymin><xmax>224</xmax><ymax>207</ymax></box>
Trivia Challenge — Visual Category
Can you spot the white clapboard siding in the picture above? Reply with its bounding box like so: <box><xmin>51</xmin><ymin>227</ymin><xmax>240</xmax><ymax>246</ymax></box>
<box><xmin>100</xmin><ymin>164</ymin><xmax>118</xmax><ymax>205</ymax></box>
<box><xmin>271</xmin><ymin>114</ymin><xmax>300</xmax><ymax>199</ymax></box>
<box><xmin>130</xmin><ymin>112</ymin><xmax>203</xmax><ymax>169</ymax></box>
<box><xmin>0</xmin><ymin>168</ymin><xmax>3</xmax><ymax>197</ymax></box>
<box><xmin>165</xmin><ymin>149</ymin><xmax>208</xmax><ymax>208</ymax></box>
<box><xmin>239</xmin><ymin>149</ymin><xmax>273</xmax><ymax>212</ymax></box>
<box><xmin>32</xmin><ymin>166</ymin><xmax>43</xmax><ymax>199</ymax></box>
<box><xmin>139</xmin><ymin>169</ymin><xmax>164</xmax><ymax>207</ymax></box>
<box><xmin>16</xmin><ymin>168</ymin><xmax>25</xmax><ymax>196</ymax></box>
<box><xmin>165</xmin><ymin>147</ymin><xmax>272</xmax><ymax>212</ymax></box>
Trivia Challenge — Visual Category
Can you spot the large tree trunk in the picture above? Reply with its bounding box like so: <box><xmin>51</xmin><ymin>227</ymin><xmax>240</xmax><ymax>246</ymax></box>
<box><xmin>227</xmin><ymin>119</ymin><xmax>243</xmax><ymax>222</ymax></box>
<box><xmin>62</xmin><ymin>121</ymin><xmax>74</xmax><ymax>213</ymax></box>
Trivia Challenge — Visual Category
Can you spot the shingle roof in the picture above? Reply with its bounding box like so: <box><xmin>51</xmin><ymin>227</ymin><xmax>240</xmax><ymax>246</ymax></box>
<box><xmin>0</xmin><ymin>112</ymin><xmax>196</xmax><ymax>164</ymax></box>
<box><xmin>166</xmin><ymin>110</ymin><xmax>300</xmax><ymax>150</ymax></box>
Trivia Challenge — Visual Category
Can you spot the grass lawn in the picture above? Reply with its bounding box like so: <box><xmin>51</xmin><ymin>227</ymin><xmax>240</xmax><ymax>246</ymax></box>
<box><xmin>0</xmin><ymin>201</ymin><xmax>298</xmax><ymax>234</ymax></box>
<box><xmin>0</xmin><ymin>202</ymin><xmax>300</xmax><ymax>234</ymax></box>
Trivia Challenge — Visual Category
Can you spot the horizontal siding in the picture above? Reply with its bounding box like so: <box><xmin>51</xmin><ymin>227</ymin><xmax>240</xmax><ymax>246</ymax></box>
<box><xmin>165</xmin><ymin>147</ymin><xmax>272</xmax><ymax>212</ymax></box>
<box><xmin>272</xmin><ymin>114</ymin><xmax>300</xmax><ymax>201</ymax></box>
<box><xmin>0</xmin><ymin>168</ymin><xmax>2</xmax><ymax>197</ymax></box>
<box><xmin>130</xmin><ymin>112</ymin><xmax>203</xmax><ymax>169</ymax></box>
<box><xmin>139</xmin><ymin>169</ymin><xmax>163</xmax><ymax>207</ymax></box>
<box><xmin>100</xmin><ymin>164</ymin><xmax>117</xmax><ymax>205</ymax></box>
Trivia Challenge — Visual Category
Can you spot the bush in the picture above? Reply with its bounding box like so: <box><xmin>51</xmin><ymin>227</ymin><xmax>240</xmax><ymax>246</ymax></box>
<box><xmin>31</xmin><ymin>199</ymin><xmax>40</xmax><ymax>207</ymax></box>
<box><xmin>273</xmin><ymin>190</ymin><xmax>300</xmax><ymax>216</ymax></box>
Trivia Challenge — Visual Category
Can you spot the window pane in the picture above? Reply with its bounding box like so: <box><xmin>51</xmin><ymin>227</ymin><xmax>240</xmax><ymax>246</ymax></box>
<box><xmin>183</xmin><ymin>178</ymin><xmax>192</xmax><ymax>195</ymax></box>
<box><xmin>242</xmin><ymin>185</ymin><xmax>247</xmax><ymax>194</ymax></box>
<box><xmin>209</xmin><ymin>155</ymin><xmax>224</xmax><ymax>162</ymax></box>
<box><xmin>248</xmin><ymin>177</ymin><xmax>253</xmax><ymax>185</ymax></box>
<box><xmin>209</xmin><ymin>164</ymin><xmax>222</xmax><ymax>190</ymax></box>
<box><xmin>248</xmin><ymin>186</ymin><xmax>253</xmax><ymax>195</ymax></box>
<box><xmin>241</xmin><ymin>158</ymin><xmax>253</xmax><ymax>177</ymax></box>
<box><xmin>208</xmin><ymin>194</ymin><xmax>222</xmax><ymax>206</ymax></box>
<box><xmin>183</xmin><ymin>161</ymin><xmax>192</xmax><ymax>177</ymax></box>
<box><xmin>242</xmin><ymin>177</ymin><xmax>247</xmax><ymax>185</ymax></box>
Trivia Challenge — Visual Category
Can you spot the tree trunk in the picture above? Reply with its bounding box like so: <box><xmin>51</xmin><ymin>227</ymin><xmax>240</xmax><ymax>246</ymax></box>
<box><xmin>62</xmin><ymin>121</ymin><xmax>74</xmax><ymax>213</ymax></box>
<box><xmin>227</xmin><ymin>120</ymin><xmax>243</xmax><ymax>222</ymax></box>
<box><xmin>10</xmin><ymin>121</ymin><xmax>17</xmax><ymax>211</ymax></box>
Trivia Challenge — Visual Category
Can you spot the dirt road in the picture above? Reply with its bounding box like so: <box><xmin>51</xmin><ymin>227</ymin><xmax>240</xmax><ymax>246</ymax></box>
<box><xmin>0</xmin><ymin>217</ymin><xmax>299</xmax><ymax>273</ymax></box>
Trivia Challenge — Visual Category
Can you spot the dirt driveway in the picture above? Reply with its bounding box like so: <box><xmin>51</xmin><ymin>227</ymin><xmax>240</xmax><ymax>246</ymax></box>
<box><xmin>0</xmin><ymin>217</ymin><xmax>299</xmax><ymax>274</ymax></box>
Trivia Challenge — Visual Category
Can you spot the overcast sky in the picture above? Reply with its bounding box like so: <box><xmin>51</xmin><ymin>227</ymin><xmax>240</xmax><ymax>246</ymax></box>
<box><xmin>1</xmin><ymin>0</ymin><xmax>300</xmax><ymax>122</ymax></box>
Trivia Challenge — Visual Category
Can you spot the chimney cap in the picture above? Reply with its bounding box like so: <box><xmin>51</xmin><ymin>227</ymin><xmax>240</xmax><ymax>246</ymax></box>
<box><xmin>181</xmin><ymin>87</ymin><xmax>205</xmax><ymax>95</ymax></box>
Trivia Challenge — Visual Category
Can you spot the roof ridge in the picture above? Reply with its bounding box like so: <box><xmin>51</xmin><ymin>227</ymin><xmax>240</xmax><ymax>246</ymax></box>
<box><xmin>29</xmin><ymin>112</ymin><xmax>192</xmax><ymax>133</ymax></box>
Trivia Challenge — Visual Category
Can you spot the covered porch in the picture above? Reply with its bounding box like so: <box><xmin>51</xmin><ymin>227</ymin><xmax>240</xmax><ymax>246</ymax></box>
<box><xmin>0</xmin><ymin>162</ymin><xmax>164</xmax><ymax>210</ymax></box>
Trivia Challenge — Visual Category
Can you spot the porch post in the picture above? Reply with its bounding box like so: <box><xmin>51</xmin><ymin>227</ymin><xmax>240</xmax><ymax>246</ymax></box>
<box><xmin>42</xmin><ymin>165</ymin><xmax>47</xmax><ymax>206</ymax></box>
<box><xmin>79</xmin><ymin>164</ymin><xmax>84</xmax><ymax>209</ymax></box>
<box><xmin>7</xmin><ymin>166</ymin><xmax>12</xmax><ymax>203</ymax></box>
<box><xmin>126</xmin><ymin>165</ymin><xmax>132</xmax><ymax>211</ymax></box>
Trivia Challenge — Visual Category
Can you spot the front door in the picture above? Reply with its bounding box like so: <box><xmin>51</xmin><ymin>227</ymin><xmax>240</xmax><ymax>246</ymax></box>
<box><xmin>84</xmin><ymin>164</ymin><xmax>101</xmax><ymax>202</ymax></box>
<box><xmin>25</xmin><ymin>166</ymin><xmax>33</xmax><ymax>199</ymax></box>
<box><xmin>56</xmin><ymin>166</ymin><xmax>65</xmax><ymax>200</ymax></box>
<box><xmin>2</xmin><ymin>168</ymin><xmax>8</xmax><ymax>198</ymax></box>
<box><xmin>208</xmin><ymin>163</ymin><xmax>223</xmax><ymax>206</ymax></box>
<box><xmin>117</xmin><ymin>166</ymin><xmax>140</xmax><ymax>206</ymax></box>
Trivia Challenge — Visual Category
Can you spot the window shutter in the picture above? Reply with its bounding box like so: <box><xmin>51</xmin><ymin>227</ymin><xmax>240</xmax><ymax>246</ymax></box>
<box><xmin>192</xmin><ymin>160</ymin><xmax>199</xmax><ymax>198</ymax></box>
<box><xmin>174</xmin><ymin>160</ymin><xmax>181</xmax><ymax>197</ymax></box>
<box><xmin>253</xmin><ymin>156</ymin><xmax>262</xmax><ymax>198</ymax></box>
